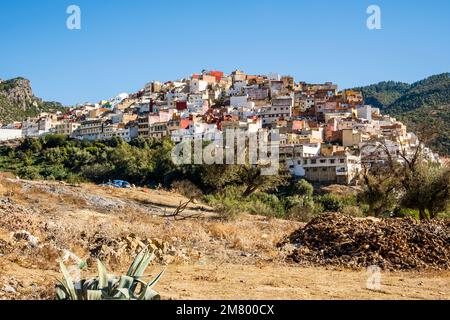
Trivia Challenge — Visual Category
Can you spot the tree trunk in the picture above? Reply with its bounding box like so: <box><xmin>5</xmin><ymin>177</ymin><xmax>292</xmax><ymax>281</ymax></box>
<box><xmin>242</xmin><ymin>185</ymin><xmax>258</xmax><ymax>198</ymax></box>
<box><xmin>374</xmin><ymin>207</ymin><xmax>382</xmax><ymax>218</ymax></box>
<box><xmin>418</xmin><ymin>208</ymin><xmax>428</xmax><ymax>221</ymax></box>
<box><xmin>367</xmin><ymin>205</ymin><xmax>374</xmax><ymax>217</ymax></box>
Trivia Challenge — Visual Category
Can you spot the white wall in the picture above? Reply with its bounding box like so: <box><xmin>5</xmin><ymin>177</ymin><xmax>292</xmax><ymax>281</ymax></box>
<box><xmin>0</xmin><ymin>129</ymin><xmax>23</xmax><ymax>141</ymax></box>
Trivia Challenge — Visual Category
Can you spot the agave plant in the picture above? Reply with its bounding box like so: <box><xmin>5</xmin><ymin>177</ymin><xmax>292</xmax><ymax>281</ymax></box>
<box><xmin>56</xmin><ymin>247</ymin><xmax>165</xmax><ymax>300</ymax></box>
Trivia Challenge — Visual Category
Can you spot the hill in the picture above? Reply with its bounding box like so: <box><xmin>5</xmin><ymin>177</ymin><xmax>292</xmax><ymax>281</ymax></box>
<box><xmin>0</xmin><ymin>77</ymin><xmax>66</xmax><ymax>124</ymax></box>
<box><xmin>353</xmin><ymin>73</ymin><xmax>450</xmax><ymax>155</ymax></box>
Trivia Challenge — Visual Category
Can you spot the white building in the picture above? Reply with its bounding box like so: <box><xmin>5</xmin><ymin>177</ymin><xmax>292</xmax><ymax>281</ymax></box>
<box><xmin>261</xmin><ymin>96</ymin><xmax>293</xmax><ymax>125</ymax></box>
<box><xmin>190</xmin><ymin>79</ymin><xmax>208</xmax><ymax>93</ymax></box>
<box><xmin>287</xmin><ymin>153</ymin><xmax>361</xmax><ymax>185</ymax></box>
<box><xmin>0</xmin><ymin>129</ymin><xmax>22</xmax><ymax>141</ymax></box>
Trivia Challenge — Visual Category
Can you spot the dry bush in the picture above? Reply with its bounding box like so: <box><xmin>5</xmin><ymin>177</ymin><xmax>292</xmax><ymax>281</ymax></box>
<box><xmin>207</xmin><ymin>223</ymin><xmax>238</xmax><ymax>241</ymax></box>
<box><xmin>341</xmin><ymin>205</ymin><xmax>364</xmax><ymax>217</ymax></box>
<box><xmin>171</xmin><ymin>180</ymin><xmax>203</xmax><ymax>199</ymax></box>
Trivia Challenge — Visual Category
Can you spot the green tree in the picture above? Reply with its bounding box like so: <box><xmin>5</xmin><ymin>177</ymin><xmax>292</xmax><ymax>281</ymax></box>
<box><xmin>357</xmin><ymin>169</ymin><xmax>399</xmax><ymax>217</ymax></box>
<box><xmin>401</xmin><ymin>163</ymin><xmax>450</xmax><ymax>220</ymax></box>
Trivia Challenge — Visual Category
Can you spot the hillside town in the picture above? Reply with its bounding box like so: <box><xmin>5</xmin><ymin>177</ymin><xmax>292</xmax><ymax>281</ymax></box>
<box><xmin>0</xmin><ymin>70</ymin><xmax>441</xmax><ymax>185</ymax></box>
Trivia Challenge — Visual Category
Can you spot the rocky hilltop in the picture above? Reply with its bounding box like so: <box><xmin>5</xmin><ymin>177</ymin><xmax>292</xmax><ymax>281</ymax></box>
<box><xmin>0</xmin><ymin>77</ymin><xmax>65</xmax><ymax>124</ymax></box>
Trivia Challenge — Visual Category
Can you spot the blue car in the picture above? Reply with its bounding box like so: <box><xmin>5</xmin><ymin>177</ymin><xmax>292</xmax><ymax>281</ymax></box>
<box><xmin>100</xmin><ymin>180</ymin><xmax>132</xmax><ymax>189</ymax></box>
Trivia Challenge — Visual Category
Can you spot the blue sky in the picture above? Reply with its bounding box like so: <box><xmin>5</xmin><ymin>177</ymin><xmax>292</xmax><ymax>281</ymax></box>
<box><xmin>1</xmin><ymin>0</ymin><xmax>449</xmax><ymax>105</ymax></box>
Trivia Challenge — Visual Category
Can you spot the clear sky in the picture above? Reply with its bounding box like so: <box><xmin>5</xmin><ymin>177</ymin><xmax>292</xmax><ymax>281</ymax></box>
<box><xmin>1</xmin><ymin>0</ymin><xmax>449</xmax><ymax>105</ymax></box>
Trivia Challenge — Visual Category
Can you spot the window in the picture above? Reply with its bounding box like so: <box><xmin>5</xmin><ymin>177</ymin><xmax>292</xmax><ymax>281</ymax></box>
<box><xmin>311</xmin><ymin>159</ymin><xmax>317</xmax><ymax>164</ymax></box>
<box><xmin>340</xmin><ymin>159</ymin><xmax>345</xmax><ymax>164</ymax></box>
<box><xmin>320</xmin><ymin>159</ymin><xmax>326</xmax><ymax>164</ymax></box>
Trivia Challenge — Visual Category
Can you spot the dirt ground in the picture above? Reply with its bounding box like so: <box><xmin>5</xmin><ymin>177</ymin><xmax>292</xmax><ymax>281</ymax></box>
<box><xmin>160</xmin><ymin>264</ymin><xmax>450</xmax><ymax>300</ymax></box>
<box><xmin>0</xmin><ymin>173</ymin><xmax>449</xmax><ymax>300</ymax></box>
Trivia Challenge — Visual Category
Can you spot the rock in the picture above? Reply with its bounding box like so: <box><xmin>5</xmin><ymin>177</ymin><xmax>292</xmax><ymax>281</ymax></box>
<box><xmin>88</xmin><ymin>233</ymin><xmax>189</xmax><ymax>265</ymax></box>
<box><xmin>12</xmin><ymin>230</ymin><xmax>39</xmax><ymax>248</ymax></box>
<box><xmin>2</xmin><ymin>285</ymin><xmax>16</xmax><ymax>294</ymax></box>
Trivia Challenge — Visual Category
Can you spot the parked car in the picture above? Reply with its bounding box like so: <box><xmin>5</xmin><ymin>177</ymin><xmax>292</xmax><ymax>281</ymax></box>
<box><xmin>99</xmin><ymin>180</ymin><xmax>132</xmax><ymax>189</ymax></box>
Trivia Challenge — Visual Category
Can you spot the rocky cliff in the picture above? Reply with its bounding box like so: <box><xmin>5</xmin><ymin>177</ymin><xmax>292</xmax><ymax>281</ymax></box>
<box><xmin>0</xmin><ymin>77</ymin><xmax>65</xmax><ymax>124</ymax></box>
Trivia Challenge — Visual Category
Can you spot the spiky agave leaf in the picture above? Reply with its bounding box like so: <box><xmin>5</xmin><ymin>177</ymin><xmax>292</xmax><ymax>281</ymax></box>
<box><xmin>138</xmin><ymin>269</ymin><xmax>166</xmax><ymax>300</ymax></box>
<box><xmin>118</xmin><ymin>275</ymin><xmax>135</xmax><ymax>290</ymax></box>
<box><xmin>87</xmin><ymin>290</ymin><xmax>103</xmax><ymax>300</ymax></box>
<box><xmin>97</xmin><ymin>259</ymin><xmax>110</xmax><ymax>291</ymax></box>
<box><xmin>127</xmin><ymin>247</ymin><xmax>154</xmax><ymax>278</ymax></box>
<box><xmin>58</xmin><ymin>260</ymin><xmax>78</xmax><ymax>300</ymax></box>
<box><xmin>140</xmin><ymin>288</ymin><xmax>161</xmax><ymax>300</ymax></box>
<box><xmin>114</xmin><ymin>288</ymin><xmax>131</xmax><ymax>300</ymax></box>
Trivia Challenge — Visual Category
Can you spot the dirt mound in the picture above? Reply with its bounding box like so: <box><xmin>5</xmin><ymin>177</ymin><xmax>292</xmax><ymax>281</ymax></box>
<box><xmin>280</xmin><ymin>213</ymin><xmax>450</xmax><ymax>270</ymax></box>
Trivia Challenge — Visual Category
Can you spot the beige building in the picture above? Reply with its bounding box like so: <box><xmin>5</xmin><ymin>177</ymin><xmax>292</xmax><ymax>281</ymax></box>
<box><xmin>342</xmin><ymin>129</ymin><xmax>363</xmax><ymax>147</ymax></box>
<box><xmin>287</xmin><ymin>153</ymin><xmax>361</xmax><ymax>185</ymax></box>
<box><xmin>54</xmin><ymin>122</ymin><xmax>80</xmax><ymax>137</ymax></box>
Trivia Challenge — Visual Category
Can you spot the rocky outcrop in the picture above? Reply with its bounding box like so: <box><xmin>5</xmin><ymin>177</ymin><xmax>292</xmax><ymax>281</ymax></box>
<box><xmin>0</xmin><ymin>78</ymin><xmax>35</xmax><ymax>111</ymax></box>
<box><xmin>0</xmin><ymin>77</ymin><xmax>64</xmax><ymax>123</ymax></box>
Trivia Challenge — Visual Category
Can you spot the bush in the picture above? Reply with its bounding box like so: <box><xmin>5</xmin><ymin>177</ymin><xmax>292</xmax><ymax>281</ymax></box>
<box><xmin>17</xmin><ymin>166</ymin><xmax>42</xmax><ymax>180</ymax></box>
<box><xmin>171</xmin><ymin>180</ymin><xmax>203</xmax><ymax>199</ymax></box>
<box><xmin>80</xmin><ymin>163</ymin><xmax>114</xmax><ymax>182</ymax></box>
<box><xmin>341</xmin><ymin>205</ymin><xmax>364</xmax><ymax>217</ymax></box>
<box><xmin>248</xmin><ymin>193</ymin><xmax>285</xmax><ymax>218</ymax></box>
<box><xmin>44</xmin><ymin>134</ymin><xmax>68</xmax><ymax>149</ymax></box>
<box><xmin>315</xmin><ymin>194</ymin><xmax>344</xmax><ymax>212</ymax></box>
<box><xmin>293</xmin><ymin>179</ymin><xmax>314</xmax><ymax>198</ymax></box>
<box><xmin>246</xmin><ymin>200</ymin><xmax>276</xmax><ymax>217</ymax></box>
<box><xmin>204</xmin><ymin>194</ymin><xmax>242</xmax><ymax>220</ymax></box>
<box><xmin>39</xmin><ymin>165</ymin><xmax>69</xmax><ymax>181</ymax></box>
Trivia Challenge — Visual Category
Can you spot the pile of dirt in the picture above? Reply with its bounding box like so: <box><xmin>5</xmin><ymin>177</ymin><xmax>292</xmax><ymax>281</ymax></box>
<box><xmin>279</xmin><ymin>213</ymin><xmax>450</xmax><ymax>270</ymax></box>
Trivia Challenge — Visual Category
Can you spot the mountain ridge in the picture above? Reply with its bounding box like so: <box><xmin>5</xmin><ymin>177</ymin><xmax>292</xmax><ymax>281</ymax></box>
<box><xmin>353</xmin><ymin>72</ymin><xmax>450</xmax><ymax>155</ymax></box>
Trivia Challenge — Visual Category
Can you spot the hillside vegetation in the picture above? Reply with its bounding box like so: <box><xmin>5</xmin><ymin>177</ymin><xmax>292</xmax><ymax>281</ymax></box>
<box><xmin>354</xmin><ymin>73</ymin><xmax>450</xmax><ymax>154</ymax></box>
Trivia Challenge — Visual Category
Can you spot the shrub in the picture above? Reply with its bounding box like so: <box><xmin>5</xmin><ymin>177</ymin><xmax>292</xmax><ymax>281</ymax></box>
<box><xmin>341</xmin><ymin>205</ymin><xmax>364</xmax><ymax>218</ymax></box>
<box><xmin>171</xmin><ymin>180</ymin><xmax>203</xmax><ymax>199</ymax></box>
<box><xmin>80</xmin><ymin>163</ymin><xmax>114</xmax><ymax>182</ymax></box>
<box><xmin>316</xmin><ymin>194</ymin><xmax>344</xmax><ymax>212</ymax></box>
<box><xmin>293</xmin><ymin>179</ymin><xmax>314</xmax><ymax>198</ymax></box>
<box><xmin>17</xmin><ymin>166</ymin><xmax>42</xmax><ymax>180</ymax></box>
<box><xmin>246</xmin><ymin>200</ymin><xmax>277</xmax><ymax>217</ymax></box>
<box><xmin>287</xmin><ymin>204</ymin><xmax>315</xmax><ymax>222</ymax></box>
<box><xmin>204</xmin><ymin>194</ymin><xmax>242</xmax><ymax>220</ymax></box>
<box><xmin>40</xmin><ymin>165</ymin><xmax>69</xmax><ymax>181</ymax></box>
<box><xmin>44</xmin><ymin>134</ymin><xmax>68</xmax><ymax>149</ymax></box>
<box><xmin>56</xmin><ymin>247</ymin><xmax>164</xmax><ymax>300</ymax></box>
